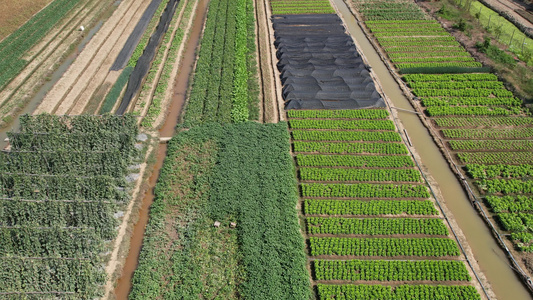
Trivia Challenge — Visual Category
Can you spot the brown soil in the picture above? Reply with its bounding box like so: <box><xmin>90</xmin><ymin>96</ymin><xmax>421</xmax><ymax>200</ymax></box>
<box><xmin>255</xmin><ymin>0</ymin><xmax>279</xmax><ymax>123</ymax></box>
<box><xmin>150</xmin><ymin>0</ymin><xmax>199</xmax><ymax>128</ymax></box>
<box><xmin>34</xmin><ymin>0</ymin><xmax>151</xmax><ymax>115</ymax></box>
<box><xmin>0</xmin><ymin>0</ymin><xmax>53</xmax><ymax>41</ymax></box>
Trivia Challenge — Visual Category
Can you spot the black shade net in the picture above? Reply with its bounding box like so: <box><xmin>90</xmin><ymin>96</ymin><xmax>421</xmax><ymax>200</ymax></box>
<box><xmin>272</xmin><ymin>14</ymin><xmax>385</xmax><ymax>110</ymax></box>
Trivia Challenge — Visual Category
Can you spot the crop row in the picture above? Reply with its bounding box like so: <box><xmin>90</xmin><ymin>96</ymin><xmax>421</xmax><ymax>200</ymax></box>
<box><xmin>388</xmin><ymin>51</ymin><xmax>472</xmax><ymax>59</ymax></box>
<box><xmin>392</xmin><ymin>56</ymin><xmax>476</xmax><ymax>63</ymax></box>
<box><xmin>434</xmin><ymin>117</ymin><xmax>533</xmax><ymax>128</ymax></box>
<box><xmin>0</xmin><ymin>0</ymin><xmax>81</xmax><ymax>90</ymax></box>
<box><xmin>300</xmin><ymin>167</ymin><xmax>421</xmax><ymax>182</ymax></box>
<box><xmin>427</xmin><ymin>106</ymin><xmax>520</xmax><ymax>117</ymax></box>
<box><xmin>398</xmin><ymin>62</ymin><xmax>483</xmax><ymax>69</ymax></box>
<box><xmin>18</xmin><ymin>114</ymin><xmax>137</xmax><ymax>135</ymax></box>
<box><xmin>449</xmin><ymin>140</ymin><xmax>533</xmax><ymax>151</ymax></box>
<box><xmin>466</xmin><ymin>164</ymin><xmax>533</xmax><ymax>179</ymax></box>
<box><xmin>384</xmin><ymin>45</ymin><xmax>467</xmax><ymax>53</ymax></box>
<box><xmin>510</xmin><ymin>232</ymin><xmax>533</xmax><ymax>252</ymax></box>
<box><xmin>378</xmin><ymin>36</ymin><xmax>457</xmax><ymax>43</ymax></box>
<box><xmin>183</xmin><ymin>0</ymin><xmax>257</xmax><ymax>126</ymax></box>
<box><xmin>477</xmin><ymin>179</ymin><xmax>533</xmax><ymax>194</ymax></box>
<box><xmin>301</xmin><ymin>183</ymin><xmax>430</xmax><ymax>198</ymax></box>
<box><xmin>409</xmin><ymin>81</ymin><xmax>503</xmax><ymax>89</ymax></box>
<box><xmin>270</xmin><ymin>0</ymin><xmax>334</xmax><ymax>15</ymax></box>
<box><xmin>0</xmin><ymin>258</ymin><xmax>104</xmax><ymax>296</ymax></box>
<box><xmin>296</xmin><ymin>154</ymin><xmax>415</xmax><ymax>168</ymax></box>
<box><xmin>374</xmin><ymin>30</ymin><xmax>450</xmax><ymax>37</ymax></box>
<box><xmin>442</xmin><ymin>128</ymin><xmax>533</xmax><ymax>139</ymax></box>
<box><xmin>370</xmin><ymin>24</ymin><xmax>445</xmax><ymax>33</ymax></box>
<box><xmin>485</xmin><ymin>195</ymin><xmax>533</xmax><ymax>213</ymax></box>
<box><xmin>294</xmin><ymin>141</ymin><xmax>408</xmax><ymax>155</ymax></box>
<box><xmin>316</xmin><ymin>284</ymin><xmax>481</xmax><ymax>300</ymax></box>
<box><xmin>305</xmin><ymin>199</ymin><xmax>438</xmax><ymax>216</ymax></box>
<box><xmin>287</xmin><ymin>109</ymin><xmax>389</xmax><ymax>119</ymax></box>
<box><xmin>309</xmin><ymin>237</ymin><xmax>459</xmax><ymax>257</ymax></box>
<box><xmin>458</xmin><ymin>152</ymin><xmax>533</xmax><ymax>165</ymax></box>
<box><xmin>497</xmin><ymin>213</ymin><xmax>533</xmax><ymax>232</ymax></box>
<box><xmin>366</xmin><ymin>19</ymin><xmax>441</xmax><ymax>27</ymax></box>
<box><xmin>359</xmin><ymin>4</ymin><xmax>426</xmax><ymax>21</ymax></box>
<box><xmin>289</xmin><ymin>119</ymin><xmax>395</xmax><ymax>130</ymax></box>
<box><xmin>291</xmin><ymin>130</ymin><xmax>401</xmax><ymax>142</ymax></box>
<box><xmin>306</xmin><ymin>217</ymin><xmax>447</xmax><ymax>235</ymax></box>
<box><xmin>0</xmin><ymin>115</ymin><xmax>136</xmax><ymax>297</ymax></box>
<box><xmin>413</xmin><ymin>88</ymin><xmax>512</xmax><ymax>97</ymax></box>
<box><xmin>314</xmin><ymin>259</ymin><xmax>471</xmax><ymax>281</ymax></box>
<box><xmin>403</xmin><ymin>73</ymin><xmax>498</xmax><ymax>82</ymax></box>
<box><xmin>422</xmin><ymin>97</ymin><xmax>521</xmax><ymax>107</ymax></box>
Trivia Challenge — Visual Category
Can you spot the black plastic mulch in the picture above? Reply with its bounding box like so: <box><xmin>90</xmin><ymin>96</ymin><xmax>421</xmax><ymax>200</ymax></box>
<box><xmin>272</xmin><ymin>14</ymin><xmax>385</xmax><ymax>110</ymax></box>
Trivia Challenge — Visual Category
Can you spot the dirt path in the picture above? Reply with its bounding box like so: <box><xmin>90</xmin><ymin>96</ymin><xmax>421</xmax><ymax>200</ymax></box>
<box><xmin>66</xmin><ymin>0</ymin><xmax>149</xmax><ymax>116</ymax></box>
<box><xmin>259</xmin><ymin>0</ymin><xmax>284</xmax><ymax>122</ymax></box>
<box><xmin>34</xmin><ymin>0</ymin><xmax>150</xmax><ymax>115</ymax></box>
<box><xmin>56</xmin><ymin>0</ymin><xmax>151</xmax><ymax>115</ymax></box>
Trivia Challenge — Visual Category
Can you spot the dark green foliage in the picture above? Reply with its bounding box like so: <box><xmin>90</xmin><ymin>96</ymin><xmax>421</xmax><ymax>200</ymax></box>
<box><xmin>476</xmin><ymin>37</ymin><xmax>516</xmax><ymax>66</ymax></box>
<box><xmin>400</xmin><ymin>66</ymin><xmax>491</xmax><ymax>74</ymax></box>
<box><xmin>131</xmin><ymin>122</ymin><xmax>311</xmax><ymax>299</ymax></box>
<box><xmin>207</xmin><ymin>122</ymin><xmax>310</xmax><ymax>299</ymax></box>
<box><xmin>0</xmin><ymin>114</ymin><xmax>137</xmax><ymax>298</ymax></box>
<box><xmin>317</xmin><ymin>284</ymin><xmax>481</xmax><ymax>300</ymax></box>
<box><xmin>99</xmin><ymin>66</ymin><xmax>133</xmax><ymax>114</ymax></box>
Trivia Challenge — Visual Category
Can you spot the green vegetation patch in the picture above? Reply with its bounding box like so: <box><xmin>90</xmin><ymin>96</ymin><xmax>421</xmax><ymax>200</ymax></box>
<box><xmin>131</xmin><ymin>122</ymin><xmax>310</xmax><ymax>299</ymax></box>
<box><xmin>317</xmin><ymin>284</ymin><xmax>481</xmax><ymax>300</ymax></box>
<box><xmin>270</xmin><ymin>0</ymin><xmax>335</xmax><ymax>15</ymax></box>
<box><xmin>0</xmin><ymin>114</ymin><xmax>137</xmax><ymax>298</ymax></box>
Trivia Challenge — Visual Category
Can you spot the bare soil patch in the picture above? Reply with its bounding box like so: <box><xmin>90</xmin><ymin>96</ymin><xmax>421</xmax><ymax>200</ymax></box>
<box><xmin>0</xmin><ymin>0</ymin><xmax>53</xmax><ymax>41</ymax></box>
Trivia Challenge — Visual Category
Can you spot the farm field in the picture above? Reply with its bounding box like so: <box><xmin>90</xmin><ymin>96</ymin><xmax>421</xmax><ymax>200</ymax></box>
<box><xmin>351</xmin><ymin>0</ymin><xmax>533</xmax><ymax>290</ymax></box>
<box><xmin>288</xmin><ymin>109</ymin><xmax>482</xmax><ymax>299</ymax></box>
<box><xmin>183</xmin><ymin>0</ymin><xmax>259</xmax><ymax>127</ymax></box>
<box><xmin>0</xmin><ymin>0</ymin><xmax>54</xmax><ymax>40</ymax></box>
<box><xmin>3</xmin><ymin>0</ymin><xmax>532</xmax><ymax>298</ymax></box>
<box><xmin>0</xmin><ymin>114</ymin><xmax>138</xmax><ymax>298</ymax></box>
<box><xmin>130</xmin><ymin>123</ymin><xmax>310</xmax><ymax>299</ymax></box>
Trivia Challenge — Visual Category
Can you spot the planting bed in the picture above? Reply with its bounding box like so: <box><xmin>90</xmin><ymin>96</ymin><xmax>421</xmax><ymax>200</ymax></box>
<box><xmin>288</xmin><ymin>109</ymin><xmax>482</xmax><ymax>299</ymax></box>
<box><xmin>351</xmin><ymin>0</ymin><xmax>533</xmax><ymax>287</ymax></box>
<box><xmin>183</xmin><ymin>0</ymin><xmax>259</xmax><ymax>127</ymax></box>
<box><xmin>0</xmin><ymin>114</ymin><xmax>137</xmax><ymax>298</ymax></box>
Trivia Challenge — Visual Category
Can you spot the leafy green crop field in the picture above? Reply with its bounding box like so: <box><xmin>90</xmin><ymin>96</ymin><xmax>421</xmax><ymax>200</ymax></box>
<box><xmin>288</xmin><ymin>109</ymin><xmax>481</xmax><ymax>299</ymax></box>
<box><xmin>183</xmin><ymin>0</ymin><xmax>258</xmax><ymax>127</ymax></box>
<box><xmin>270</xmin><ymin>0</ymin><xmax>335</xmax><ymax>15</ymax></box>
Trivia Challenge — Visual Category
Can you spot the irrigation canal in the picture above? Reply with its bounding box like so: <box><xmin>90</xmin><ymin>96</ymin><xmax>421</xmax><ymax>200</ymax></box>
<box><xmin>113</xmin><ymin>0</ymin><xmax>209</xmax><ymax>297</ymax></box>
<box><xmin>331</xmin><ymin>0</ymin><xmax>533</xmax><ymax>299</ymax></box>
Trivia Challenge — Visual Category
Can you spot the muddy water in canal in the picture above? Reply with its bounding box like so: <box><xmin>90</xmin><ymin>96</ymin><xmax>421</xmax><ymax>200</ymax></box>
<box><xmin>113</xmin><ymin>0</ymin><xmax>208</xmax><ymax>298</ymax></box>
<box><xmin>331</xmin><ymin>0</ymin><xmax>533</xmax><ymax>299</ymax></box>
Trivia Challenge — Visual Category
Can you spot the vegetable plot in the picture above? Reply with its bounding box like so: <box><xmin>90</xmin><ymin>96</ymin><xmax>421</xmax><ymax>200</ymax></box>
<box><xmin>287</xmin><ymin>109</ymin><xmax>480</xmax><ymax>299</ymax></box>
<box><xmin>0</xmin><ymin>114</ymin><xmax>137</xmax><ymax>298</ymax></box>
